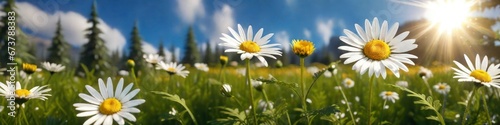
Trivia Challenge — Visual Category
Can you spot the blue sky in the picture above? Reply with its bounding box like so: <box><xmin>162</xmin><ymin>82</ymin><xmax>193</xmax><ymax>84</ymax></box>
<box><xmin>13</xmin><ymin>0</ymin><xmax>498</xmax><ymax>59</ymax></box>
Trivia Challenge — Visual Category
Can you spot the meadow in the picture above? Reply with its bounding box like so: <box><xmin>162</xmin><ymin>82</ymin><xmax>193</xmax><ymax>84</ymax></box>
<box><xmin>1</xmin><ymin>61</ymin><xmax>498</xmax><ymax>125</ymax></box>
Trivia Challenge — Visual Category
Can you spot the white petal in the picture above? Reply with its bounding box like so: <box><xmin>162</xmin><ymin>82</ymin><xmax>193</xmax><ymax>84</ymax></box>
<box><xmin>339</xmin><ymin>46</ymin><xmax>361</xmax><ymax>52</ymax></box>
<box><xmin>238</xmin><ymin>24</ymin><xmax>246</xmax><ymax>42</ymax></box>
<box><xmin>256</xmin><ymin>56</ymin><xmax>269</xmax><ymax>67</ymax></box>
<box><xmin>454</xmin><ymin>61</ymin><xmax>471</xmax><ymax>74</ymax></box>
<box><xmin>389</xmin><ymin>31</ymin><xmax>409</xmax><ymax>46</ymax></box>
<box><xmin>344</xmin><ymin>29</ymin><xmax>365</xmax><ymax>46</ymax></box>
<box><xmin>121</xmin><ymin>89</ymin><xmax>140</xmax><ymax>103</ymax></box>
<box><xmin>247</xmin><ymin>25</ymin><xmax>253</xmax><ymax>41</ymax></box>
<box><xmin>475</xmin><ymin>54</ymin><xmax>481</xmax><ymax>70</ymax></box>
<box><xmin>379</xmin><ymin>21</ymin><xmax>388</xmax><ymax>41</ymax></box>
<box><xmin>365</xmin><ymin>19</ymin><xmax>372</xmax><ymax>40</ymax></box>
<box><xmin>79</xmin><ymin>94</ymin><xmax>101</xmax><ymax>105</ymax></box>
<box><xmin>385</xmin><ymin>22</ymin><xmax>399</xmax><ymax>42</ymax></box>
<box><xmin>85</xmin><ymin>85</ymin><xmax>103</xmax><ymax>102</ymax></box>
<box><xmin>106</xmin><ymin>78</ymin><xmax>114</xmax><ymax>98</ymax></box>
<box><xmin>121</xmin><ymin>108</ymin><xmax>141</xmax><ymax>113</ymax></box>
<box><xmin>339</xmin><ymin>36</ymin><xmax>362</xmax><ymax>48</ymax></box>
<box><xmin>253</xmin><ymin>28</ymin><xmax>264</xmax><ymax>42</ymax></box>
<box><xmin>481</xmin><ymin>55</ymin><xmax>488</xmax><ymax>70</ymax></box>
<box><xmin>94</xmin><ymin>114</ymin><xmax>107</xmax><ymax>125</ymax></box>
<box><xmin>83</xmin><ymin>114</ymin><xmax>102</xmax><ymax>125</ymax></box>
<box><xmin>228</xmin><ymin>26</ymin><xmax>242</xmax><ymax>42</ymax></box>
<box><xmin>118</xmin><ymin>111</ymin><xmax>137</xmax><ymax>121</ymax></box>
<box><xmin>115</xmin><ymin>79</ymin><xmax>124</xmax><ymax>99</ymax></box>
<box><xmin>344</xmin><ymin>55</ymin><xmax>364</xmax><ymax>64</ymax></box>
<box><xmin>464</xmin><ymin>54</ymin><xmax>475</xmax><ymax>71</ymax></box>
<box><xmin>118</xmin><ymin>83</ymin><xmax>134</xmax><ymax>100</ymax></box>
<box><xmin>77</xmin><ymin>111</ymin><xmax>99</xmax><ymax>117</ymax></box>
<box><xmin>113</xmin><ymin>114</ymin><xmax>125</xmax><ymax>125</ymax></box>
<box><xmin>122</xmin><ymin>99</ymin><xmax>146</xmax><ymax>108</ymax></box>
<box><xmin>98</xmin><ymin>79</ymin><xmax>108</xmax><ymax>99</ymax></box>
<box><xmin>104</xmin><ymin>115</ymin><xmax>113</xmax><ymax>125</ymax></box>
<box><xmin>371</xmin><ymin>17</ymin><xmax>380</xmax><ymax>40</ymax></box>
<box><xmin>355</xmin><ymin>24</ymin><xmax>368</xmax><ymax>42</ymax></box>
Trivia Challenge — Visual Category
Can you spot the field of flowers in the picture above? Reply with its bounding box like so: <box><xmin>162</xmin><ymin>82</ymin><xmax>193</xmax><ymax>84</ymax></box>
<box><xmin>1</xmin><ymin>18</ymin><xmax>500</xmax><ymax>125</ymax></box>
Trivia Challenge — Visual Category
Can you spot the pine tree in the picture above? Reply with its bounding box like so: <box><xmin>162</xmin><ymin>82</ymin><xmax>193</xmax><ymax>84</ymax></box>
<box><xmin>181</xmin><ymin>26</ymin><xmax>200</xmax><ymax>65</ymax></box>
<box><xmin>127</xmin><ymin>22</ymin><xmax>147</xmax><ymax>74</ymax></box>
<box><xmin>0</xmin><ymin>0</ymin><xmax>36</xmax><ymax>67</ymax></box>
<box><xmin>170</xmin><ymin>44</ymin><xmax>177</xmax><ymax>62</ymax></box>
<box><xmin>47</xmin><ymin>18</ymin><xmax>71</xmax><ymax>65</ymax></box>
<box><xmin>157</xmin><ymin>39</ymin><xmax>166</xmax><ymax>58</ymax></box>
<box><xmin>203</xmin><ymin>41</ymin><xmax>214</xmax><ymax>66</ymax></box>
<box><xmin>77</xmin><ymin>2</ymin><xmax>110</xmax><ymax>76</ymax></box>
<box><xmin>110</xmin><ymin>50</ymin><xmax>121</xmax><ymax>76</ymax></box>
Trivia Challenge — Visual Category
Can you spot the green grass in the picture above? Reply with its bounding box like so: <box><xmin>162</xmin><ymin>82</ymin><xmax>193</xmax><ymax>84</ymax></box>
<box><xmin>0</xmin><ymin>64</ymin><xmax>499</xmax><ymax>125</ymax></box>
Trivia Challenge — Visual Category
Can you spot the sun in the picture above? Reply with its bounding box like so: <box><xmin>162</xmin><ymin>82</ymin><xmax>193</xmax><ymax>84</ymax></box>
<box><xmin>424</xmin><ymin>0</ymin><xmax>474</xmax><ymax>32</ymax></box>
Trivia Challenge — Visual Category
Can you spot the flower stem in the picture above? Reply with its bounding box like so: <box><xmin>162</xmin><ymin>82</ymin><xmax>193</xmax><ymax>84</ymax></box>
<box><xmin>299</xmin><ymin>58</ymin><xmax>310</xmax><ymax>124</ymax></box>
<box><xmin>441</xmin><ymin>94</ymin><xmax>446</xmax><ymax>116</ymax></box>
<box><xmin>130</xmin><ymin>67</ymin><xmax>139</xmax><ymax>89</ymax></box>
<box><xmin>333</xmin><ymin>74</ymin><xmax>356</xmax><ymax>125</ymax></box>
<box><xmin>481</xmin><ymin>87</ymin><xmax>492</xmax><ymax>125</ymax></box>
<box><xmin>262</xmin><ymin>90</ymin><xmax>271</xmax><ymax>110</ymax></box>
<box><xmin>286</xmin><ymin>111</ymin><xmax>292</xmax><ymax>125</ymax></box>
<box><xmin>246</xmin><ymin>59</ymin><xmax>257</xmax><ymax>124</ymax></box>
<box><xmin>181</xmin><ymin>103</ymin><xmax>198</xmax><ymax>125</ymax></box>
<box><xmin>422</xmin><ymin>78</ymin><xmax>434</xmax><ymax>97</ymax></box>
<box><xmin>367</xmin><ymin>76</ymin><xmax>375</xmax><ymax>125</ymax></box>
<box><xmin>461</xmin><ymin>86</ymin><xmax>477</xmax><ymax>125</ymax></box>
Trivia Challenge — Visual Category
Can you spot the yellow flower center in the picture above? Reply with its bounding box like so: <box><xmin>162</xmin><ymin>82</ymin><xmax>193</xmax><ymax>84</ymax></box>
<box><xmin>470</xmin><ymin>70</ymin><xmax>492</xmax><ymax>82</ymax></box>
<box><xmin>99</xmin><ymin>98</ymin><xmax>122</xmax><ymax>115</ymax></box>
<box><xmin>167</xmin><ymin>67</ymin><xmax>176</xmax><ymax>74</ymax></box>
<box><xmin>239</xmin><ymin>41</ymin><xmax>261</xmax><ymax>53</ymax></box>
<box><xmin>292</xmin><ymin>40</ymin><xmax>315</xmax><ymax>57</ymax></box>
<box><xmin>346</xmin><ymin>81</ymin><xmax>352</xmax><ymax>86</ymax></box>
<box><xmin>22</xmin><ymin>63</ymin><xmax>38</xmax><ymax>74</ymax></box>
<box><xmin>363</xmin><ymin>40</ymin><xmax>391</xmax><ymax>60</ymax></box>
<box><xmin>438</xmin><ymin>85</ymin><xmax>446</xmax><ymax>90</ymax></box>
<box><xmin>385</xmin><ymin>91</ymin><xmax>393</xmax><ymax>96</ymax></box>
<box><xmin>15</xmin><ymin>89</ymin><xmax>31</xmax><ymax>97</ymax></box>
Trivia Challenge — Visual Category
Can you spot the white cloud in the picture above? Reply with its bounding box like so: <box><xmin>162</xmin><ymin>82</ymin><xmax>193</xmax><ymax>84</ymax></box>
<box><xmin>285</xmin><ymin>0</ymin><xmax>295</xmax><ymax>7</ymax></box>
<box><xmin>316</xmin><ymin>18</ymin><xmax>334</xmax><ymax>46</ymax></box>
<box><xmin>174</xmin><ymin>47</ymin><xmax>181</xmax><ymax>62</ymax></box>
<box><xmin>14</xmin><ymin>2</ymin><xmax>126</xmax><ymax>53</ymax></box>
<box><xmin>303</xmin><ymin>28</ymin><xmax>311</xmax><ymax>39</ymax></box>
<box><xmin>176</xmin><ymin>0</ymin><xmax>205</xmax><ymax>24</ymax></box>
<box><xmin>210</xmin><ymin>4</ymin><xmax>235</xmax><ymax>49</ymax></box>
<box><xmin>274</xmin><ymin>31</ymin><xmax>290</xmax><ymax>51</ymax></box>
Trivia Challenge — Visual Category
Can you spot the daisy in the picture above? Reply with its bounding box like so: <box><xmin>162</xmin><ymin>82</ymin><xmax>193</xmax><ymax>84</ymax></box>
<box><xmin>251</xmin><ymin>79</ymin><xmax>263</xmax><ymax>91</ymax></box>
<box><xmin>220</xmin><ymin>56</ymin><xmax>229</xmax><ymax>66</ymax></box>
<box><xmin>418</xmin><ymin>66</ymin><xmax>433</xmax><ymax>79</ymax></box>
<box><xmin>433</xmin><ymin>82</ymin><xmax>450</xmax><ymax>95</ymax></box>
<box><xmin>219</xmin><ymin>24</ymin><xmax>282</xmax><ymax>67</ymax></box>
<box><xmin>395</xmin><ymin>80</ymin><xmax>409</xmax><ymax>88</ymax></box>
<box><xmin>342</xmin><ymin>78</ymin><xmax>355</xmax><ymax>88</ymax></box>
<box><xmin>194</xmin><ymin>63</ymin><xmax>209</xmax><ymax>72</ymax></box>
<box><xmin>156</xmin><ymin>61</ymin><xmax>190</xmax><ymax>78</ymax></box>
<box><xmin>452</xmin><ymin>54</ymin><xmax>500</xmax><ymax>88</ymax></box>
<box><xmin>74</xmin><ymin>78</ymin><xmax>145</xmax><ymax>125</ymax></box>
<box><xmin>41</xmin><ymin>62</ymin><xmax>66</xmax><ymax>74</ymax></box>
<box><xmin>380</xmin><ymin>91</ymin><xmax>399</xmax><ymax>103</ymax></box>
<box><xmin>339</xmin><ymin>17</ymin><xmax>418</xmax><ymax>79</ymax></box>
<box><xmin>0</xmin><ymin>81</ymin><xmax>51</xmax><ymax>105</ymax></box>
<box><xmin>143</xmin><ymin>54</ymin><xmax>163</xmax><ymax>65</ymax></box>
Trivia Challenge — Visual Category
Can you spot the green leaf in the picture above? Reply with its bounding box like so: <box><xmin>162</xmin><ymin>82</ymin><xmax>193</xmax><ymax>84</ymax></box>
<box><xmin>389</xmin><ymin>84</ymin><xmax>446</xmax><ymax>125</ymax></box>
<box><xmin>255</xmin><ymin>77</ymin><xmax>298</xmax><ymax>88</ymax></box>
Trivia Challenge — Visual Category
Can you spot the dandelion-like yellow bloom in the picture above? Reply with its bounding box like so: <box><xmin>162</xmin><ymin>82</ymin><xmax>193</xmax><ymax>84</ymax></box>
<box><xmin>22</xmin><ymin>63</ymin><xmax>38</xmax><ymax>74</ymax></box>
<box><xmin>220</xmin><ymin>56</ymin><xmax>228</xmax><ymax>65</ymax></box>
<box><xmin>292</xmin><ymin>40</ymin><xmax>315</xmax><ymax>57</ymax></box>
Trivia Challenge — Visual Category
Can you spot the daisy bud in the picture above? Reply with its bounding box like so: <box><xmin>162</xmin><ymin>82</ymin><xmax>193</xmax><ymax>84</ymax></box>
<box><xmin>220</xmin><ymin>56</ymin><xmax>228</xmax><ymax>66</ymax></box>
<box><xmin>220</xmin><ymin>84</ymin><xmax>232</xmax><ymax>97</ymax></box>
<box><xmin>252</xmin><ymin>80</ymin><xmax>264</xmax><ymax>92</ymax></box>
<box><xmin>275</xmin><ymin>60</ymin><xmax>283</xmax><ymax>68</ymax></box>
<box><xmin>22</xmin><ymin>63</ymin><xmax>38</xmax><ymax>75</ymax></box>
<box><xmin>127</xmin><ymin>59</ymin><xmax>135</xmax><ymax>67</ymax></box>
<box><xmin>327</xmin><ymin>63</ymin><xmax>336</xmax><ymax>72</ymax></box>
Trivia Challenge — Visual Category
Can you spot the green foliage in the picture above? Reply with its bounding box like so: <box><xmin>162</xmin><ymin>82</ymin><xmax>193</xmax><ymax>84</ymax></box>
<box><xmin>128</xmin><ymin>23</ymin><xmax>148</xmax><ymax>74</ymax></box>
<box><xmin>204</xmin><ymin>42</ymin><xmax>215</xmax><ymax>66</ymax></box>
<box><xmin>181</xmin><ymin>26</ymin><xmax>200</xmax><ymax>65</ymax></box>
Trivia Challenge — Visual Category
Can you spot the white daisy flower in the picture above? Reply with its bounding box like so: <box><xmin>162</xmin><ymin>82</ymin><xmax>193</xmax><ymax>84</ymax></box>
<box><xmin>41</xmin><ymin>62</ymin><xmax>66</xmax><ymax>73</ymax></box>
<box><xmin>118</xmin><ymin>70</ymin><xmax>129</xmax><ymax>76</ymax></box>
<box><xmin>395</xmin><ymin>80</ymin><xmax>409</xmax><ymax>88</ymax></box>
<box><xmin>342</xmin><ymin>78</ymin><xmax>355</xmax><ymax>88</ymax></box>
<box><xmin>156</xmin><ymin>61</ymin><xmax>190</xmax><ymax>78</ymax></box>
<box><xmin>169</xmin><ymin>107</ymin><xmax>178</xmax><ymax>115</ymax></box>
<box><xmin>452</xmin><ymin>54</ymin><xmax>500</xmax><ymax>88</ymax></box>
<box><xmin>433</xmin><ymin>82</ymin><xmax>451</xmax><ymax>95</ymax></box>
<box><xmin>251</xmin><ymin>79</ymin><xmax>264</xmax><ymax>91</ymax></box>
<box><xmin>418</xmin><ymin>66</ymin><xmax>433</xmax><ymax>79</ymax></box>
<box><xmin>143</xmin><ymin>54</ymin><xmax>163</xmax><ymax>65</ymax></box>
<box><xmin>221</xmin><ymin>84</ymin><xmax>232</xmax><ymax>97</ymax></box>
<box><xmin>219</xmin><ymin>24</ymin><xmax>282</xmax><ymax>67</ymax></box>
<box><xmin>194</xmin><ymin>63</ymin><xmax>209</xmax><ymax>72</ymax></box>
<box><xmin>257</xmin><ymin>100</ymin><xmax>274</xmax><ymax>112</ymax></box>
<box><xmin>380</xmin><ymin>91</ymin><xmax>399</xmax><ymax>103</ymax></box>
<box><xmin>74</xmin><ymin>78</ymin><xmax>145</xmax><ymax>125</ymax></box>
<box><xmin>339</xmin><ymin>17</ymin><xmax>418</xmax><ymax>79</ymax></box>
<box><xmin>324</xmin><ymin>71</ymin><xmax>332</xmax><ymax>78</ymax></box>
<box><xmin>0</xmin><ymin>81</ymin><xmax>51</xmax><ymax>104</ymax></box>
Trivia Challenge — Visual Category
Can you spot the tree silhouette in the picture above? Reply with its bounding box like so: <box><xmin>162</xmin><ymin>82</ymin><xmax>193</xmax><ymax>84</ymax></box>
<box><xmin>127</xmin><ymin>22</ymin><xmax>147</xmax><ymax>74</ymax></box>
<box><xmin>47</xmin><ymin>18</ymin><xmax>71</xmax><ymax>66</ymax></box>
<box><xmin>77</xmin><ymin>1</ymin><xmax>110</xmax><ymax>76</ymax></box>
<box><xmin>0</xmin><ymin>0</ymin><xmax>35</xmax><ymax>67</ymax></box>
<box><xmin>181</xmin><ymin>26</ymin><xmax>200</xmax><ymax>65</ymax></box>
